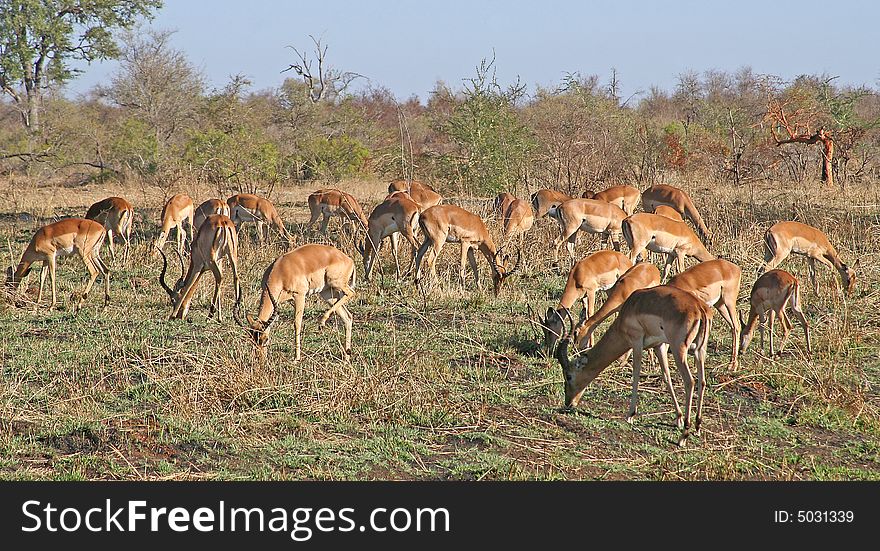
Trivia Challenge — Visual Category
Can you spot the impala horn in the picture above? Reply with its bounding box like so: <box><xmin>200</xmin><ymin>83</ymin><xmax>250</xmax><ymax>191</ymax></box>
<box><xmin>156</xmin><ymin>245</ymin><xmax>175</xmax><ymax>302</ymax></box>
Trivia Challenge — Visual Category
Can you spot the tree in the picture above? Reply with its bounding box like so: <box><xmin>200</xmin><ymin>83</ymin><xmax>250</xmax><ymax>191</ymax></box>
<box><xmin>281</xmin><ymin>35</ymin><xmax>363</xmax><ymax>104</ymax></box>
<box><xmin>0</xmin><ymin>0</ymin><xmax>162</xmax><ymax>133</ymax></box>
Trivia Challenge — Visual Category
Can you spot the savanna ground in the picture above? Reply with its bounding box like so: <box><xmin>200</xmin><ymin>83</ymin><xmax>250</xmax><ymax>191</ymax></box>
<box><xmin>1</xmin><ymin>176</ymin><xmax>879</xmax><ymax>480</ymax></box>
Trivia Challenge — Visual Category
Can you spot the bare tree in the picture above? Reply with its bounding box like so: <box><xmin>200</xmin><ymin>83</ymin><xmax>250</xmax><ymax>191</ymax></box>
<box><xmin>281</xmin><ymin>35</ymin><xmax>364</xmax><ymax>103</ymax></box>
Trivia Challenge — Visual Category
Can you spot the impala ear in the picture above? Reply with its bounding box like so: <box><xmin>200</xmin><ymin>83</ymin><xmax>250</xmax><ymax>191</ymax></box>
<box><xmin>246</xmin><ymin>313</ymin><xmax>258</xmax><ymax>327</ymax></box>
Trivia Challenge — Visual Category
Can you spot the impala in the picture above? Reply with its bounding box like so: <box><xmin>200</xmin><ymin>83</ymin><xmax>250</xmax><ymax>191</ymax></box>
<box><xmin>622</xmin><ymin>212</ymin><xmax>715</xmax><ymax>281</ymax></box>
<box><xmin>360</xmin><ymin>191</ymin><xmax>421</xmax><ymax>281</ymax></box>
<box><xmin>501</xmin><ymin>198</ymin><xmax>534</xmax><ymax>247</ymax></box>
<box><xmin>193</xmin><ymin>198</ymin><xmax>230</xmax><ymax>231</ymax></box>
<box><xmin>494</xmin><ymin>192</ymin><xmax>517</xmax><ymax>219</ymax></box>
<box><xmin>556</xmin><ymin>285</ymin><xmax>713</xmax><ymax>447</ymax></box>
<box><xmin>666</xmin><ymin>259</ymin><xmax>742</xmax><ymax>368</ymax></box>
<box><xmin>158</xmin><ymin>214</ymin><xmax>241</xmax><ymax>321</ymax></box>
<box><xmin>388</xmin><ymin>179</ymin><xmax>442</xmax><ymax>210</ymax></box>
<box><xmin>85</xmin><ymin>196</ymin><xmax>134</xmax><ymax>261</ymax></box>
<box><xmin>234</xmin><ymin>243</ymin><xmax>356</xmax><ymax>362</ymax></box>
<box><xmin>227</xmin><ymin>193</ymin><xmax>295</xmax><ymax>247</ymax></box>
<box><xmin>652</xmin><ymin>205</ymin><xmax>684</xmax><ymax>222</ymax></box>
<box><xmin>5</xmin><ymin>218</ymin><xmax>110</xmax><ymax>312</ymax></box>
<box><xmin>641</xmin><ymin>184</ymin><xmax>711</xmax><ymax>242</ymax></box>
<box><xmin>155</xmin><ymin>193</ymin><xmax>194</xmax><ymax>255</ymax></box>
<box><xmin>551</xmin><ymin>198</ymin><xmax>628</xmax><ymax>261</ymax></box>
<box><xmin>582</xmin><ymin>184</ymin><xmax>640</xmax><ymax>215</ymax></box>
<box><xmin>760</xmin><ymin>221</ymin><xmax>856</xmax><ymax>295</ymax></box>
<box><xmin>572</xmin><ymin>262</ymin><xmax>661</xmax><ymax>349</ymax></box>
<box><xmin>413</xmin><ymin>204</ymin><xmax>521</xmax><ymax>295</ymax></box>
<box><xmin>306</xmin><ymin>189</ymin><xmax>370</xmax><ymax>239</ymax></box>
<box><xmin>740</xmin><ymin>269</ymin><xmax>811</xmax><ymax>356</ymax></box>
<box><xmin>530</xmin><ymin>189</ymin><xmax>572</xmax><ymax>219</ymax></box>
<box><xmin>537</xmin><ymin>250</ymin><xmax>633</xmax><ymax>354</ymax></box>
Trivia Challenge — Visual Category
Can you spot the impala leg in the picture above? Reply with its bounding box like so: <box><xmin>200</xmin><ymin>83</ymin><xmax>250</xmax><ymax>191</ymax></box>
<box><xmin>656</xmin><ymin>343</ymin><xmax>683</xmax><ymax>428</ymax></box>
<box><xmin>627</xmin><ymin>343</ymin><xmax>644</xmax><ymax>424</ymax></box>
<box><xmin>319</xmin><ymin>285</ymin><xmax>356</xmax><ymax>326</ymax></box>
<box><xmin>694</xmin><ymin>338</ymin><xmax>707</xmax><ymax>435</ymax></box>
<box><xmin>320</xmin><ymin>213</ymin><xmax>331</xmax><ymax>235</ymax></box>
<box><xmin>807</xmin><ymin>258</ymin><xmax>819</xmax><ymax>295</ymax></box>
<box><xmin>155</xmin><ymin>230</ymin><xmax>168</xmax><ymax>254</ymax></box>
<box><xmin>458</xmin><ymin>243</ymin><xmax>470</xmax><ymax>288</ymax></box>
<box><xmin>37</xmin><ymin>263</ymin><xmax>48</xmax><ymax>307</ymax></box>
<box><xmin>777</xmin><ymin>308</ymin><xmax>793</xmax><ymax>353</ymax></box>
<box><xmin>389</xmin><ymin>232</ymin><xmax>401</xmax><ymax>280</ymax></box>
<box><xmin>122</xmin><ymin>226</ymin><xmax>131</xmax><ymax>263</ymax></box>
<box><xmin>75</xmin><ymin>256</ymin><xmax>101</xmax><ymax>313</ymax></box>
<box><xmin>716</xmin><ymin>299</ymin><xmax>739</xmax><ymax>369</ymax></box>
<box><xmin>565</xmin><ymin>230</ymin><xmax>577</xmax><ymax>261</ymax></box>
<box><xmin>96</xmin><ymin>256</ymin><xmax>111</xmax><ymax>306</ymax></box>
<box><xmin>413</xmin><ymin>238</ymin><xmax>432</xmax><ymax>286</ymax></box>
<box><xmin>768</xmin><ymin>309</ymin><xmax>777</xmax><ymax>356</ymax></box>
<box><xmin>758</xmin><ymin>312</ymin><xmax>766</xmax><ymax>353</ymax></box>
<box><xmin>107</xmin><ymin>230</ymin><xmax>116</xmax><ymax>261</ymax></box>
<box><xmin>671</xmin><ymin>345</ymin><xmax>695</xmax><ymax>447</ymax></box>
<box><xmin>321</xmin><ymin>289</ymin><xmax>354</xmax><ymax>357</ymax></box>
<box><xmin>661</xmin><ymin>253</ymin><xmax>676</xmax><ymax>282</ymax></box>
<box><xmin>173</xmin><ymin>271</ymin><xmax>205</xmax><ymax>320</ymax></box>
<box><xmin>466</xmin><ymin>247</ymin><xmax>480</xmax><ymax>290</ymax></box>
<box><xmin>48</xmin><ymin>255</ymin><xmax>58</xmax><ymax>308</ymax></box>
<box><xmin>790</xmin><ymin>291</ymin><xmax>811</xmax><ymax>354</ymax></box>
<box><xmin>208</xmin><ymin>263</ymin><xmax>223</xmax><ymax>321</ymax></box>
<box><xmin>291</xmin><ymin>292</ymin><xmax>306</xmax><ymax>362</ymax></box>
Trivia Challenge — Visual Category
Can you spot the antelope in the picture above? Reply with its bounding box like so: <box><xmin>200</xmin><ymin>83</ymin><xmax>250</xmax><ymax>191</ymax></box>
<box><xmin>760</xmin><ymin>221</ymin><xmax>856</xmax><ymax>296</ymax></box>
<box><xmin>740</xmin><ymin>269</ymin><xmax>811</xmax><ymax>356</ymax></box>
<box><xmin>158</xmin><ymin>214</ymin><xmax>241</xmax><ymax>321</ymax></box>
<box><xmin>85</xmin><ymin>196</ymin><xmax>134</xmax><ymax>262</ymax></box>
<box><xmin>622</xmin><ymin>212</ymin><xmax>715</xmax><ymax>281</ymax></box>
<box><xmin>234</xmin><ymin>243</ymin><xmax>356</xmax><ymax>362</ymax></box>
<box><xmin>582</xmin><ymin>185</ymin><xmax>640</xmax><ymax>215</ymax></box>
<box><xmin>193</xmin><ymin>198</ymin><xmax>230</xmax><ymax>232</ymax></box>
<box><xmin>572</xmin><ymin>262</ymin><xmax>662</xmax><ymax>349</ymax></box>
<box><xmin>413</xmin><ymin>204</ymin><xmax>521</xmax><ymax>295</ymax></box>
<box><xmin>306</xmin><ymin>189</ymin><xmax>370</xmax><ymax>240</ymax></box>
<box><xmin>641</xmin><ymin>184</ymin><xmax>710</xmax><ymax>242</ymax></box>
<box><xmin>551</xmin><ymin>198</ymin><xmax>628</xmax><ymax>262</ymax></box>
<box><xmin>536</xmin><ymin>250</ymin><xmax>633</xmax><ymax>355</ymax></box>
<box><xmin>155</xmin><ymin>193</ymin><xmax>194</xmax><ymax>255</ymax></box>
<box><xmin>666</xmin><ymin>259</ymin><xmax>742</xmax><ymax>368</ymax></box>
<box><xmin>5</xmin><ymin>218</ymin><xmax>110</xmax><ymax>312</ymax></box>
<box><xmin>530</xmin><ymin>189</ymin><xmax>572</xmax><ymax>219</ymax></box>
<box><xmin>501</xmin><ymin>198</ymin><xmax>534</xmax><ymax>247</ymax></box>
<box><xmin>494</xmin><ymin>192</ymin><xmax>517</xmax><ymax>219</ymax></box>
<box><xmin>556</xmin><ymin>285</ymin><xmax>713</xmax><ymax>447</ymax></box>
<box><xmin>360</xmin><ymin>192</ymin><xmax>421</xmax><ymax>281</ymax></box>
<box><xmin>652</xmin><ymin>205</ymin><xmax>684</xmax><ymax>222</ymax></box>
<box><xmin>227</xmin><ymin>193</ymin><xmax>295</xmax><ymax>247</ymax></box>
<box><xmin>388</xmin><ymin>179</ymin><xmax>442</xmax><ymax>210</ymax></box>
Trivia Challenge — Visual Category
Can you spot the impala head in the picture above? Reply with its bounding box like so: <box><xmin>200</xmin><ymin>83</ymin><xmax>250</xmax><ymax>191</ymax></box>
<box><xmin>539</xmin><ymin>306</ymin><xmax>567</xmax><ymax>356</ymax></box>
<box><xmin>492</xmin><ymin>247</ymin><xmax>522</xmax><ymax>296</ymax></box>
<box><xmin>554</xmin><ymin>312</ymin><xmax>597</xmax><ymax>408</ymax></box>
<box><xmin>581</xmin><ymin>190</ymin><xmax>595</xmax><ymax>199</ymax></box>
<box><xmin>156</xmin><ymin>246</ymin><xmax>185</xmax><ymax>304</ymax></box>
<box><xmin>841</xmin><ymin>262</ymin><xmax>857</xmax><ymax>295</ymax></box>
<box><xmin>234</xmin><ymin>289</ymin><xmax>280</xmax><ymax>350</ymax></box>
<box><xmin>738</xmin><ymin>309</ymin><xmax>754</xmax><ymax>354</ymax></box>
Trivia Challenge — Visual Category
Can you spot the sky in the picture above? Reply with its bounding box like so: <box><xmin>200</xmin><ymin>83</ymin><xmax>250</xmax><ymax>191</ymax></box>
<box><xmin>66</xmin><ymin>0</ymin><xmax>880</xmax><ymax>102</ymax></box>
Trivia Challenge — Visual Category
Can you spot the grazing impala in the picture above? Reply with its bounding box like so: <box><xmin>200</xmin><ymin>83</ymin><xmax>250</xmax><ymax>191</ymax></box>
<box><xmin>85</xmin><ymin>196</ymin><xmax>134</xmax><ymax>261</ymax></box>
<box><xmin>622</xmin><ymin>212</ymin><xmax>715</xmax><ymax>281</ymax></box>
<box><xmin>6</xmin><ymin>218</ymin><xmax>110</xmax><ymax>312</ymax></box>
<box><xmin>360</xmin><ymin>192</ymin><xmax>421</xmax><ymax>281</ymax></box>
<box><xmin>537</xmin><ymin>250</ymin><xmax>633</xmax><ymax>354</ymax></box>
<box><xmin>740</xmin><ymin>269</ymin><xmax>811</xmax><ymax>356</ymax></box>
<box><xmin>582</xmin><ymin>185</ymin><xmax>640</xmax><ymax>215</ymax></box>
<box><xmin>193</xmin><ymin>198</ymin><xmax>230</xmax><ymax>231</ymax></box>
<box><xmin>652</xmin><ymin>205</ymin><xmax>684</xmax><ymax>222</ymax></box>
<box><xmin>155</xmin><ymin>193</ymin><xmax>194</xmax><ymax>255</ymax></box>
<box><xmin>641</xmin><ymin>184</ymin><xmax>710</xmax><ymax>242</ymax></box>
<box><xmin>494</xmin><ymin>192</ymin><xmax>517</xmax><ymax>219</ymax></box>
<box><xmin>501</xmin><ymin>198</ymin><xmax>534</xmax><ymax>246</ymax></box>
<box><xmin>556</xmin><ymin>285</ymin><xmax>713</xmax><ymax>447</ymax></box>
<box><xmin>667</xmin><ymin>259</ymin><xmax>742</xmax><ymax>368</ymax></box>
<box><xmin>572</xmin><ymin>262</ymin><xmax>661</xmax><ymax>349</ymax></box>
<box><xmin>234</xmin><ymin>244</ymin><xmax>356</xmax><ymax>362</ymax></box>
<box><xmin>158</xmin><ymin>214</ymin><xmax>241</xmax><ymax>321</ymax></box>
<box><xmin>413</xmin><ymin>204</ymin><xmax>521</xmax><ymax>295</ymax></box>
<box><xmin>227</xmin><ymin>193</ymin><xmax>295</xmax><ymax>247</ymax></box>
<box><xmin>306</xmin><ymin>189</ymin><xmax>370</xmax><ymax>239</ymax></box>
<box><xmin>551</xmin><ymin>198</ymin><xmax>628</xmax><ymax>261</ymax></box>
<box><xmin>760</xmin><ymin>221</ymin><xmax>856</xmax><ymax>295</ymax></box>
<box><xmin>530</xmin><ymin>189</ymin><xmax>572</xmax><ymax>219</ymax></box>
<box><xmin>388</xmin><ymin>179</ymin><xmax>442</xmax><ymax>210</ymax></box>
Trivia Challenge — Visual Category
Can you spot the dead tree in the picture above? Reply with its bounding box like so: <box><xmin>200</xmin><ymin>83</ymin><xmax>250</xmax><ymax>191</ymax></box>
<box><xmin>281</xmin><ymin>35</ymin><xmax>363</xmax><ymax>103</ymax></box>
<box><xmin>765</xmin><ymin>96</ymin><xmax>835</xmax><ymax>186</ymax></box>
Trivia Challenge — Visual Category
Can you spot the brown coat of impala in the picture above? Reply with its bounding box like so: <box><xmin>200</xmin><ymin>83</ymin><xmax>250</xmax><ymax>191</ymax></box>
<box><xmin>740</xmin><ymin>269</ymin><xmax>811</xmax><ymax>356</ymax></box>
<box><xmin>361</xmin><ymin>192</ymin><xmax>421</xmax><ymax>281</ymax></box>
<box><xmin>85</xmin><ymin>196</ymin><xmax>134</xmax><ymax>261</ymax></box>
<box><xmin>414</xmin><ymin>204</ymin><xmax>520</xmax><ymax>295</ymax></box>
<box><xmin>652</xmin><ymin>205</ymin><xmax>683</xmax><ymax>222</ymax></box>
<box><xmin>388</xmin><ymin>179</ymin><xmax>442</xmax><ymax>210</ymax></box>
<box><xmin>530</xmin><ymin>189</ymin><xmax>572</xmax><ymax>219</ymax></box>
<box><xmin>572</xmin><ymin>262</ymin><xmax>661</xmax><ymax>349</ymax></box>
<box><xmin>556</xmin><ymin>285</ymin><xmax>713</xmax><ymax>447</ymax></box>
<box><xmin>551</xmin><ymin>198</ymin><xmax>628</xmax><ymax>261</ymax></box>
<box><xmin>582</xmin><ymin>185</ymin><xmax>641</xmax><ymax>215</ymax></box>
<box><xmin>307</xmin><ymin>188</ymin><xmax>370</xmax><ymax>236</ymax></box>
<box><xmin>666</xmin><ymin>258</ymin><xmax>742</xmax><ymax>368</ymax></box>
<box><xmin>158</xmin><ymin>214</ymin><xmax>241</xmax><ymax>321</ymax></box>
<box><xmin>193</xmin><ymin>198</ymin><xmax>230</xmax><ymax>232</ymax></box>
<box><xmin>227</xmin><ymin>193</ymin><xmax>295</xmax><ymax>247</ymax></box>
<box><xmin>235</xmin><ymin>244</ymin><xmax>356</xmax><ymax>362</ymax></box>
<box><xmin>761</xmin><ymin>221</ymin><xmax>856</xmax><ymax>295</ymax></box>
<box><xmin>622</xmin><ymin>212</ymin><xmax>715</xmax><ymax>281</ymax></box>
<box><xmin>501</xmin><ymin>198</ymin><xmax>534</xmax><ymax>246</ymax></box>
<box><xmin>494</xmin><ymin>192</ymin><xmax>517</xmax><ymax>220</ymax></box>
<box><xmin>641</xmin><ymin>184</ymin><xmax>710</xmax><ymax>242</ymax></box>
<box><xmin>155</xmin><ymin>193</ymin><xmax>194</xmax><ymax>255</ymax></box>
<box><xmin>6</xmin><ymin>218</ymin><xmax>110</xmax><ymax>312</ymax></box>
<box><xmin>538</xmin><ymin>250</ymin><xmax>633</xmax><ymax>354</ymax></box>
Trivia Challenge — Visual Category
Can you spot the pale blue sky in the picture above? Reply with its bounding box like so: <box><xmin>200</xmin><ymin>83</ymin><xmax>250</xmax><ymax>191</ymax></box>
<box><xmin>67</xmin><ymin>0</ymin><xmax>880</xmax><ymax>101</ymax></box>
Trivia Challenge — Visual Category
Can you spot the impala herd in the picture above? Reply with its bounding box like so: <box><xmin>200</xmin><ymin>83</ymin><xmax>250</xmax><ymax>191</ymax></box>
<box><xmin>4</xmin><ymin>179</ymin><xmax>858</xmax><ymax>446</ymax></box>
